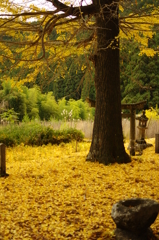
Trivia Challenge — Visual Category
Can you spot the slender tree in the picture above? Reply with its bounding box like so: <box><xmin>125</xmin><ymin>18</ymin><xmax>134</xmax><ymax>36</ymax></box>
<box><xmin>0</xmin><ymin>0</ymin><xmax>159</xmax><ymax>164</ymax></box>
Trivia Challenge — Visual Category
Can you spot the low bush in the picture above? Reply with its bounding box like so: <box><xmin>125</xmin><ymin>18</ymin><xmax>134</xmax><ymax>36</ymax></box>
<box><xmin>0</xmin><ymin>122</ymin><xmax>84</xmax><ymax>147</ymax></box>
<box><xmin>27</xmin><ymin>127</ymin><xmax>84</xmax><ymax>146</ymax></box>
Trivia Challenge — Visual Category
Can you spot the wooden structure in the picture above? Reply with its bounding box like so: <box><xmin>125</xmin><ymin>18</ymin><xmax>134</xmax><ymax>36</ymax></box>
<box><xmin>155</xmin><ymin>133</ymin><xmax>159</xmax><ymax>153</ymax></box>
<box><xmin>0</xmin><ymin>143</ymin><xmax>8</xmax><ymax>177</ymax></box>
<box><xmin>121</xmin><ymin>101</ymin><xmax>147</xmax><ymax>155</ymax></box>
<box><xmin>86</xmin><ymin>98</ymin><xmax>147</xmax><ymax>156</ymax></box>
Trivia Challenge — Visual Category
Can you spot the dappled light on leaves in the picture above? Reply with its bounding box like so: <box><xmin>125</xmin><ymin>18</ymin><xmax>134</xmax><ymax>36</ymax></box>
<box><xmin>0</xmin><ymin>139</ymin><xmax>159</xmax><ymax>239</ymax></box>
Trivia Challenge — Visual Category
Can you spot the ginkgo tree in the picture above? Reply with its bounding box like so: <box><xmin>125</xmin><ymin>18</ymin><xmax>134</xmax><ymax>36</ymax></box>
<box><xmin>0</xmin><ymin>0</ymin><xmax>159</xmax><ymax>164</ymax></box>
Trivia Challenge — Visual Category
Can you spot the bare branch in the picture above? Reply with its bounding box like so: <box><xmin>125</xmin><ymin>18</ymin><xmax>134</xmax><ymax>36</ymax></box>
<box><xmin>47</xmin><ymin>0</ymin><xmax>96</xmax><ymax>16</ymax></box>
<box><xmin>0</xmin><ymin>10</ymin><xmax>59</xmax><ymax>18</ymax></box>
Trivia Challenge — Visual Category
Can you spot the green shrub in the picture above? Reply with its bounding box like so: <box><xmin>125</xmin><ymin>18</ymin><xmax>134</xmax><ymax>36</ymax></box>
<box><xmin>27</xmin><ymin>127</ymin><xmax>84</xmax><ymax>146</ymax></box>
<box><xmin>0</xmin><ymin>122</ymin><xmax>84</xmax><ymax>147</ymax></box>
<box><xmin>0</xmin><ymin>122</ymin><xmax>44</xmax><ymax>146</ymax></box>
<box><xmin>0</xmin><ymin>134</ymin><xmax>15</xmax><ymax>147</ymax></box>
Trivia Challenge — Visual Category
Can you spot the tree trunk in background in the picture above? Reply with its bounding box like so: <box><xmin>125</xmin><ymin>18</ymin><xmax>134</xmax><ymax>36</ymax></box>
<box><xmin>87</xmin><ymin>1</ymin><xmax>130</xmax><ymax>164</ymax></box>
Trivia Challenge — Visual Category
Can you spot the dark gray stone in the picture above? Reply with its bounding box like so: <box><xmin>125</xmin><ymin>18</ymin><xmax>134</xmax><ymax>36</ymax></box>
<box><xmin>114</xmin><ymin>227</ymin><xmax>155</xmax><ymax>240</ymax></box>
<box><xmin>111</xmin><ymin>198</ymin><xmax>159</xmax><ymax>233</ymax></box>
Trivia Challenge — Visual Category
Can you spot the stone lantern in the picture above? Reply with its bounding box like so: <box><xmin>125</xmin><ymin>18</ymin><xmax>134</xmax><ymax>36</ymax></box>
<box><xmin>136</xmin><ymin>110</ymin><xmax>148</xmax><ymax>144</ymax></box>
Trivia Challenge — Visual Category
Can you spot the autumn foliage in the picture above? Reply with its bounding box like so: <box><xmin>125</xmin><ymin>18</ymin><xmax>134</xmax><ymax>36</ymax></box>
<box><xmin>1</xmin><ymin>139</ymin><xmax>159</xmax><ymax>239</ymax></box>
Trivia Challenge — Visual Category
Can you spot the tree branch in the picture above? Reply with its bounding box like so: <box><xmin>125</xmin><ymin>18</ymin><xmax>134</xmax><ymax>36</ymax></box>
<box><xmin>47</xmin><ymin>0</ymin><xmax>96</xmax><ymax>16</ymax></box>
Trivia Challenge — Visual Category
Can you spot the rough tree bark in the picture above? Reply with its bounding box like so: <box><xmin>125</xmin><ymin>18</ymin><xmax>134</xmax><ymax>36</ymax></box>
<box><xmin>86</xmin><ymin>0</ymin><xmax>130</xmax><ymax>164</ymax></box>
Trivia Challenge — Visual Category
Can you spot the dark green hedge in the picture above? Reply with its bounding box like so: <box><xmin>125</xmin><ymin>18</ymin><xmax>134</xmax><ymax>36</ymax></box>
<box><xmin>0</xmin><ymin>122</ymin><xmax>84</xmax><ymax>147</ymax></box>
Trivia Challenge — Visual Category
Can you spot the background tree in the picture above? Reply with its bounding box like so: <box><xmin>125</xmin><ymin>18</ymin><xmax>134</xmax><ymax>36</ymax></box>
<box><xmin>0</xmin><ymin>0</ymin><xmax>159</xmax><ymax>164</ymax></box>
<box><xmin>0</xmin><ymin>81</ymin><xmax>27</xmax><ymax>121</ymax></box>
<box><xmin>120</xmin><ymin>34</ymin><xmax>159</xmax><ymax>107</ymax></box>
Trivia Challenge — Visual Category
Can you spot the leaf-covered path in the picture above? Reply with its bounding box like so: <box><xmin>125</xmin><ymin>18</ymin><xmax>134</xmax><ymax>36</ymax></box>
<box><xmin>0</xmin><ymin>140</ymin><xmax>159</xmax><ymax>239</ymax></box>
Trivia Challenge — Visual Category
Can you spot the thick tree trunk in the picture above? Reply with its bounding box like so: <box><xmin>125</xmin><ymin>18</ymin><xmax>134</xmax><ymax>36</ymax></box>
<box><xmin>87</xmin><ymin>1</ymin><xmax>130</xmax><ymax>164</ymax></box>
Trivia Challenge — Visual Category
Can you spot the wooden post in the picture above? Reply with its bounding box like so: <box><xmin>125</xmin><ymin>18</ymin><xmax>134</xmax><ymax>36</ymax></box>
<box><xmin>129</xmin><ymin>109</ymin><xmax>136</xmax><ymax>156</ymax></box>
<box><xmin>155</xmin><ymin>133</ymin><xmax>159</xmax><ymax>153</ymax></box>
<box><xmin>0</xmin><ymin>143</ymin><xmax>7</xmax><ymax>177</ymax></box>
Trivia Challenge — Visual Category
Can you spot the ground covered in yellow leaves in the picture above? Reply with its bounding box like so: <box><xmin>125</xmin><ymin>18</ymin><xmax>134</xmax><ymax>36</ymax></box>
<box><xmin>0</xmin><ymin>139</ymin><xmax>159</xmax><ymax>240</ymax></box>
